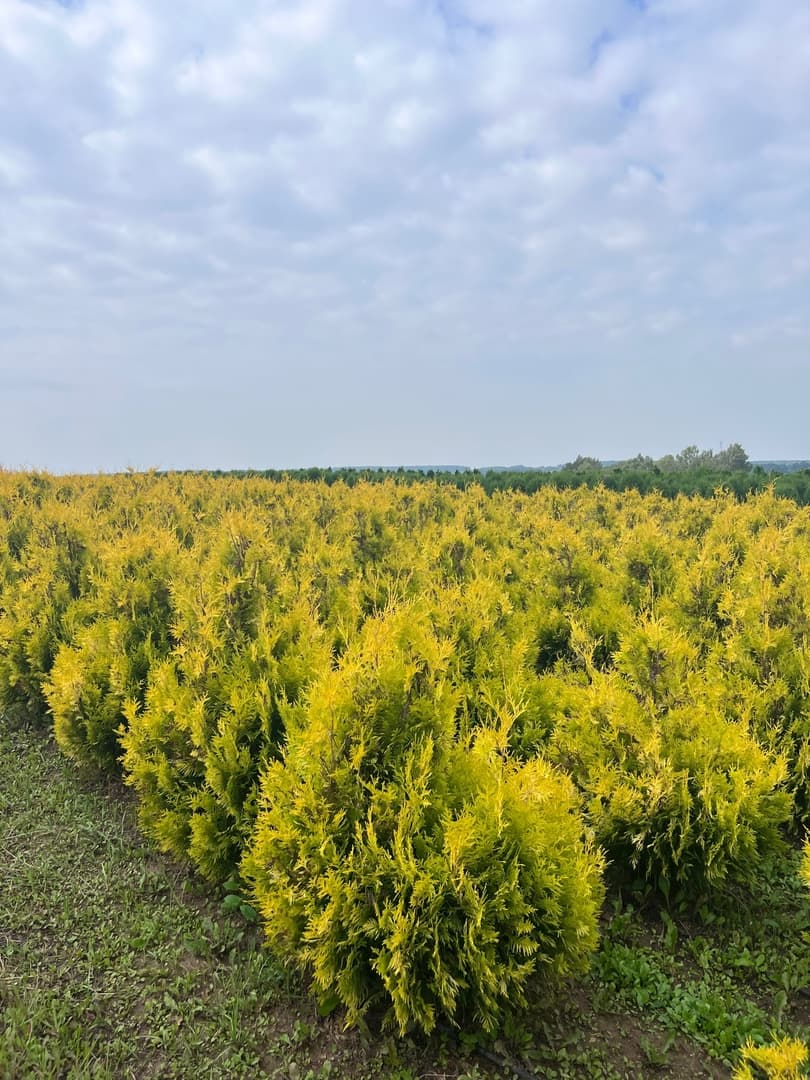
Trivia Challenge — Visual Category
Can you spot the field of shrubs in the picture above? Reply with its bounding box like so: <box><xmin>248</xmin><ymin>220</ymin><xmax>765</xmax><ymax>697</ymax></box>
<box><xmin>1</xmin><ymin>470</ymin><xmax>809</xmax><ymax>1061</ymax></box>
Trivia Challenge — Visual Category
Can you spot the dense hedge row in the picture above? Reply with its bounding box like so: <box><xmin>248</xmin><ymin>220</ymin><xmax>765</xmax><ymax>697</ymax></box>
<box><xmin>174</xmin><ymin>463</ymin><xmax>810</xmax><ymax>504</ymax></box>
<box><xmin>1</xmin><ymin>471</ymin><xmax>808</xmax><ymax>1033</ymax></box>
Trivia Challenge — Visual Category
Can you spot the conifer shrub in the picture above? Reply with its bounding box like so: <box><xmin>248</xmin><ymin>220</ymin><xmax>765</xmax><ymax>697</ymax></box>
<box><xmin>120</xmin><ymin>622</ymin><xmax>329</xmax><ymax>882</ymax></box>
<box><xmin>733</xmin><ymin>1037</ymin><xmax>810</xmax><ymax>1079</ymax></box>
<box><xmin>0</xmin><ymin>509</ymin><xmax>89</xmax><ymax>726</ymax></box>
<box><xmin>551</xmin><ymin>664</ymin><xmax>791</xmax><ymax>898</ymax></box>
<box><xmin>243</xmin><ymin>606</ymin><xmax>605</xmax><ymax>1035</ymax></box>
<box><xmin>620</xmin><ymin>518</ymin><xmax>680</xmax><ymax>613</ymax></box>
<box><xmin>667</xmin><ymin>535</ymin><xmax>740</xmax><ymax>637</ymax></box>
<box><xmin>46</xmin><ymin>618</ymin><xmax>135</xmax><ymax>769</ymax></box>
<box><xmin>708</xmin><ymin>523</ymin><xmax>810</xmax><ymax>823</ymax></box>
<box><xmin>45</xmin><ymin>530</ymin><xmax>182</xmax><ymax>770</ymax></box>
<box><xmin>801</xmin><ymin>844</ymin><xmax>810</xmax><ymax>890</ymax></box>
<box><xmin>5</xmin><ymin>470</ymin><xmax>810</xmax><ymax>1037</ymax></box>
<box><xmin>119</xmin><ymin>518</ymin><xmax>331</xmax><ymax>881</ymax></box>
<box><xmin>434</xmin><ymin>572</ymin><xmax>550</xmax><ymax>751</ymax></box>
<box><xmin>613</xmin><ymin>615</ymin><xmax>698</xmax><ymax>707</ymax></box>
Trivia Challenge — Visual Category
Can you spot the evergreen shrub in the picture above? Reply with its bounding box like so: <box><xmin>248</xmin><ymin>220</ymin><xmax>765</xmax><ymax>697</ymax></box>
<box><xmin>244</xmin><ymin>607</ymin><xmax>604</xmax><ymax>1034</ymax></box>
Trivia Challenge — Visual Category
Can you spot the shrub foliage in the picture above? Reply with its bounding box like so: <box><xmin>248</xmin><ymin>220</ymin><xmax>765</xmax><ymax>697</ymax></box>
<box><xmin>1</xmin><ymin>471</ymin><xmax>808</xmax><ymax>1031</ymax></box>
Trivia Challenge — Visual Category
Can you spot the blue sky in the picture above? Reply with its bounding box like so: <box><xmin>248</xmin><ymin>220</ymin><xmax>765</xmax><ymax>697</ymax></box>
<box><xmin>1</xmin><ymin>0</ymin><xmax>808</xmax><ymax>470</ymax></box>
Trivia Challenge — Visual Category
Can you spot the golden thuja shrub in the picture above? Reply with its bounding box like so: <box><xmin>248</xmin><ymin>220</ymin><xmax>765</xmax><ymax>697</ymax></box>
<box><xmin>5</xmin><ymin>470</ymin><xmax>810</xmax><ymax>1034</ymax></box>
<box><xmin>714</xmin><ymin>516</ymin><xmax>810</xmax><ymax>823</ymax></box>
<box><xmin>120</xmin><ymin>517</ymin><xmax>330</xmax><ymax>881</ymax></box>
<box><xmin>733</xmin><ymin>1037</ymin><xmax>810</xmax><ymax>1079</ymax></box>
<box><xmin>801</xmin><ymin>844</ymin><xmax>810</xmax><ymax>890</ymax></box>
<box><xmin>0</xmin><ymin>501</ymin><xmax>90</xmax><ymax>727</ymax></box>
<box><xmin>46</xmin><ymin>529</ymin><xmax>184</xmax><ymax>770</ymax></box>
<box><xmin>243</xmin><ymin>605</ymin><xmax>604</xmax><ymax>1035</ymax></box>
<box><xmin>550</xmin><ymin>620</ymin><xmax>792</xmax><ymax>898</ymax></box>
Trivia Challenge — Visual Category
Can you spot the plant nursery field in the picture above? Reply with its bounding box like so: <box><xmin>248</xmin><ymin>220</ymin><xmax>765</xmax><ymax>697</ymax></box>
<box><xmin>1</xmin><ymin>471</ymin><xmax>809</xmax><ymax>1078</ymax></box>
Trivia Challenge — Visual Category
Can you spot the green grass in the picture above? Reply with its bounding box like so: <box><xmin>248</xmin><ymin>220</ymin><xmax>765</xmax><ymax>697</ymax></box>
<box><xmin>1</xmin><ymin>726</ymin><xmax>809</xmax><ymax>1079</ymax></box>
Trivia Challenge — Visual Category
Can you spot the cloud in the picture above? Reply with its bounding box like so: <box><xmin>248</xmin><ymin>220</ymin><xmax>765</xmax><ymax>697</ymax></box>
<box><xmin>0</xmin><ymin>0</ymin><xmax>808</xmax><ymax>470</ymax></box>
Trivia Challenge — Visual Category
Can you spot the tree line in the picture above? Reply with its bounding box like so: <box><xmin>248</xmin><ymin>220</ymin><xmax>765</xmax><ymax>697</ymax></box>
<box><xmin>169</xmin><ymin>444</ymin><xmax>810</xmax><ymax>504</ymax></box>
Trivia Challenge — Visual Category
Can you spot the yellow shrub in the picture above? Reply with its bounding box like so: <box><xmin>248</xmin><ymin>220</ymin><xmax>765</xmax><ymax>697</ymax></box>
<box><xmin>243</xmin><ymin>607</ymin><xmax>605</xmax><ymax>1034</ymax></box>
<box><xmin>733</xmin><ymin>1037</ymin><xmax>809</xmax><ymax>1079</ymax></box>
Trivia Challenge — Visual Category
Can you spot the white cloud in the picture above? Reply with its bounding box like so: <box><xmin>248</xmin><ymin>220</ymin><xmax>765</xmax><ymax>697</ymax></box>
<box><xmin>0</xmin><ymin>0</ymin><xmax>808</xmax><ymax>469</ymax></box>
<box><xmin>0</xmin><ymin>142</ymin><xmax>31</xmax><ymax>185</ymax></box>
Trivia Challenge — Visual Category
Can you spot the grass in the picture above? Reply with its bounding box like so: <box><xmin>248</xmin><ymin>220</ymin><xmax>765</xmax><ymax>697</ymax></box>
<box><xmin>1</xmin><ymin>726</ymin><xmax>809</xmax><ymax>1079</ymax></box>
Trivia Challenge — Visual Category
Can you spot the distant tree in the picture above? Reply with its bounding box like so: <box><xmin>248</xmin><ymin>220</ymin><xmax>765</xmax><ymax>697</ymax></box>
<box><xmin>651</xmin><ymin>443</ymin><xmax>751</xmax><ymax>474</ymax></box>
<box><xmin>565</xmin><ymin>455</ymin><xmax>603</xmax><ymax>472</ymax></box>
<box><xmin>715</xmin><ymin>442</ymin><xmax>751</xmax><ymax>471</ymax></box>
<box><xmin>622</xmin><ymin>454</ymin><xmax>656</xmax><ymax>471</ymax></box>
<box><xmin>675</xmin><ymin>445</ymin><xmax>704</xmax><ymax>469</ymax></box>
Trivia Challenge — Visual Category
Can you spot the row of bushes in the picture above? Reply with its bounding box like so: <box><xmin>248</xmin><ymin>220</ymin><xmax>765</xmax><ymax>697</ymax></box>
<box><xmin>1</xmin><ymin>471</ymin><xmax>808</xmax><ymax>1033</ymax></box>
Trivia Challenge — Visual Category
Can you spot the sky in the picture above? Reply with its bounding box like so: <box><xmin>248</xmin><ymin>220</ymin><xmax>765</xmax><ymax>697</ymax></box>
<box><xmin>1</xmin><ymin>0</ymin><xmax>808</xmax><ymax>471</ymax></box>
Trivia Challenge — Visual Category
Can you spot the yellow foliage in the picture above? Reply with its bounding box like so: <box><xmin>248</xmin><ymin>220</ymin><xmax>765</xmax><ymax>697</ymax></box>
<box><xmin>3</xmin><ymin>470</ymin><xmax>810</xmax><ymax>1030</ymax></box>
<box><xmin>801</xmin><ymin>844</ymin><xmax>810</xmax><ymax>890</ymax></box>
<box><xmin>733</xmin><ymin>1037</ymin><xmax>809</xmax><ymax>1079</ymax></box>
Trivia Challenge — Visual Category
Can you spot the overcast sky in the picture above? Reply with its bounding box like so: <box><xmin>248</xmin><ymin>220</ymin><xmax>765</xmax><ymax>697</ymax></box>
<box><xmin>1</xmin><ymin>0</ymin><xmax>808</xmax><ymax>471</ymax></box>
